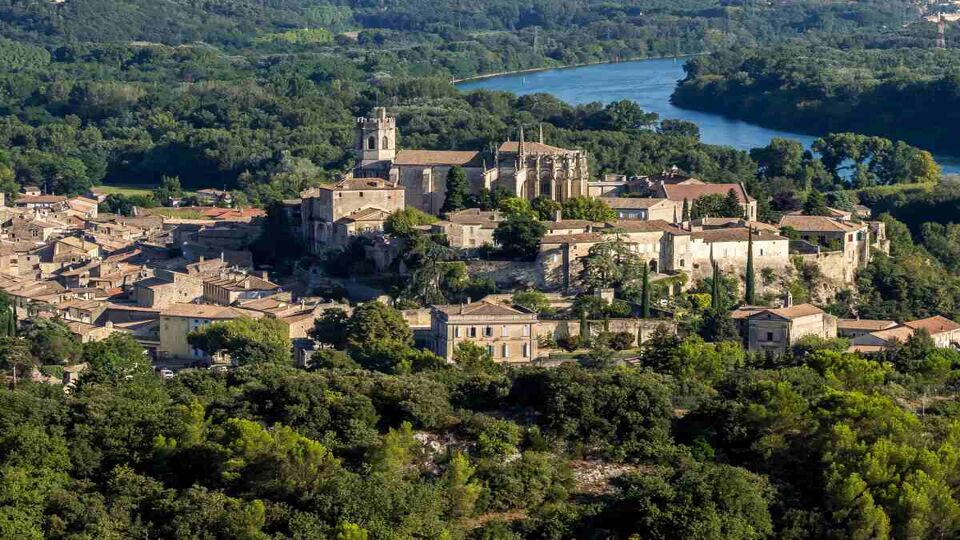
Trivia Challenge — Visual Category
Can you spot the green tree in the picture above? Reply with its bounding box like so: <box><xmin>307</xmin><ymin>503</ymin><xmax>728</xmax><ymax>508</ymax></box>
<box><xmin>493</xmin><ymin>214</ymin><xmax>546</xmax><ymax>261</ymax></box>
<box><xmin>153</xmin><ymin>175</ymin><xmax>183</xmax><ymax>205</ymax></box>
<box><xmin>310</xmin><ymin>308</ymin><xmax>350</xmax><ymax>349</ymax></box>
<box><xmin>250</xmin><ymin>201</ymin><xmax>304</xmax><ymax>270</ymax></box>
<box><xmin>188</xmin><ymin>317</ymin><xmax>291</xmax><ymax>365</ymax></box>
<box><xmin>512</xmin><ymin>290</ymin><xmax>551</xmax><ymax>314</ymax></box>
<box><xmin>443</xmin><ymin>451</ymin><xmax>482</xmax><ymax>518</ymax></box>
<box><xmin>561</xmin><ymin>196</ymin><xmax>615</xmax><ymax>222</ymax></box>
<box><xmin>692</xmin><ymin>192</ymin><xmax>742</xmax><ymax>218</ymax></box>
<box><xmin>441</xmin><ymin>166</ymin><xmax>469</xmax><ymax>215</ymax></box>
<box><xmin>453</xmin><ymin>341</ymin><xmax>495</xmax><ymax>372</ymax></box>
<box><xmin>20</xmin><ymin>318</ymin><xmax>81</xmax><ymax>365</ymax></box>
<box><xmin>385</xmin><ymin>208</ymin><xmax>438</xmax><ymax>237</ymax></box>
<box><xmin>532</xmin><ymin>196</ymin><xmax>562</xmax><ymax>221</ymax></box>
<box><xmin>802</xmin><ymin>190</ymin><xmax>831</xmax><ymax>216</ymax></box>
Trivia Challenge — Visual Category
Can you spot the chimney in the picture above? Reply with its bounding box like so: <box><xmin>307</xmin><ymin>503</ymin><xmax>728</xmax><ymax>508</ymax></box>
<box><xmin>783</xmin><ymin>291</ymin><xmax>793</xmax><ymax>308</ymax></box>
<box><xmin>260</xmin><ymin>271</ymin><xmax>269</xmax><ymax>280</ymax></box>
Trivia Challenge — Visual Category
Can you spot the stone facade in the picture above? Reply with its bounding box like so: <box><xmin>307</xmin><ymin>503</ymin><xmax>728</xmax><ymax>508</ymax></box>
<box><xmin>353</xmin><ymin>109</ymin><xmax>589</xmax><ymax>214</ymax></box>
<box><xmin>732</xmin><ymin>303</ymin><xmax>838</xmax><ymax>353</ymax></box>
<box><xmin>300</xmin><ymin>177</ymin><xmax>405</xmax><ymax>253</ymax></box>
<box><xmin>431</xmin><ymin>300</ymin><xmax>538</xmax><ymax>363</ymax></box>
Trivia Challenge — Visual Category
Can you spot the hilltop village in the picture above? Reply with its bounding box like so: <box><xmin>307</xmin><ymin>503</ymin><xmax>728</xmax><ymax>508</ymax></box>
<box><xmin>2</xmin><ymin>107</ymin><xmax>957</xmax><ymax>386</ymax></box>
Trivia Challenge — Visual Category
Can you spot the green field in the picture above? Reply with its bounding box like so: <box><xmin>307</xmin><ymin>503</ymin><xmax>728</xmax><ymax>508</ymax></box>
<box><xmin>94</xmin><ymin>185</ymin><xmax>199</xmax><ymax>197</ymax></box>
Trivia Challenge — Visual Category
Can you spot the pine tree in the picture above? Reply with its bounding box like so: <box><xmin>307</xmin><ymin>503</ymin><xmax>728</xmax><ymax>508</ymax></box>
<box><xmin>641</xmin><ymin>263</ymin><xmax>651</xmax><ymax>318</ymax></box>
<box><xmin>745</xmin><ymin>227</ymin><xmax>756</xmax><ymax>305</ymax></box>
<box><xmin>681</xmin><ymin>197</ymin><xmax>690</xmax><ymax>221</ymax></box>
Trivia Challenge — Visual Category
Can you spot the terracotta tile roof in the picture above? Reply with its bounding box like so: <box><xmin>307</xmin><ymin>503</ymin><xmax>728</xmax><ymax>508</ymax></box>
<box><xmin>603</xmin><ymin>219</ymin><xmax>687</xmax><ymax>235</ymax></box>
<box><xmin>691</xmin><ymin>228</ymin><xmax>786</xmax><ymax>243</ymax></box>
<box><xmin>785</xmin><ymin>207</ymin><xmax>852</xmax><ymax>219</ymax></box>
<box><xmin>600</xmin><ymin>197</ymin><xmax>672</xmax><ymax>209</ymax></box>
<box><xmin>743</xmin><ymin>304</ymin><xmax>824</xmax><ymax>320</ymax></box>
<box><xmin>904</xmin><ymin>316</ymin><xmax>960</xmax><ymax>336</ymax></box>
<box><xmin>337</xmin><ymin>207</ymin><xmax>392</xmax><ymax>223</ymax></box>
<box><xmin>838</xmin><ymin>319</ymin><xmax>898</xmax><ymax>331</ymax></box>
<box><xmin>446</xmin><ymin>209</ymin><xmax>504</xmax><ymax>225</ymax></box>
<box><xmin>324</xmin><ymin>177</ymin><xmax>403</xmax><ymax>191</ymax></box>
<box><xmin>660</xmin><ymin>183</ymin><xmax>754</xmax><ymax>203</ymax></box>
<box><xmin>540</xmin><ymin>232</ymin><xmax>606</xmax><ymax>245</ymax></box>
<box><xmin>779</xmin><ymin>215</ymin><xmax>862</xmax><ymax>233</ymax></box>
<box><xmin>543</xmin><ymin>220</ymin><xmax>598</xmax><ymax>231</ymax></box>
<box><xmin>868</xmin><ymin>326</ymin><xmax>916</xmax><ymax>344</ymax></box>
<box><xmin>498</xmin><ymin>141</ymin><xmax>574</xmax><ymax>155</ymax></box>
<box><xmin>15</xmin><ymin>195</ymin><xmax>67</xmax><ymax>205</ymax></box>
<box><xmin>161</xmin><ymin>303</ymin><xmax>262</xmax><ymax>319</ymax></box>
<box><xmin>393</xmin><ymin>150</ymin><xmax>482</xmax><ymax>166</ymax></box>
<box><xmin>433</xmin><ymin>300</ymin><xmax>531</xmax><ymax>317</ymax></box>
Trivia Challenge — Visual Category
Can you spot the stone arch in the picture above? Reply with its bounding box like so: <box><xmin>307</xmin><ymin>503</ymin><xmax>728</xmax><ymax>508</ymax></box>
<box><xmin>382</xmin><ymin>135</ymin><xmax>390</xmax><ymax>150</ymax></box>
<box><xmin>367</xmin><ymin>135</ymin><xmax>376</xmax><ymax>150</ymax></box>
<box><xmin>648</xmin><ymin>259</ymin><xmax>658</xmax><ymax>273</ymax></box>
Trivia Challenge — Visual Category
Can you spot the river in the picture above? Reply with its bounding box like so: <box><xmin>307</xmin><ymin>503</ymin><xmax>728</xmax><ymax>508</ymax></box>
<box><xmin>457</xmin><ymin>58</ymin><xmax>960</xmax><ymax>174</ymax></box>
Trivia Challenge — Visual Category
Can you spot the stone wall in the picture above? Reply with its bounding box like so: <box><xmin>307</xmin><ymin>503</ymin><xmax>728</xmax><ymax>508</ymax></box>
<box><xmin>538</xmin><ymin>318</ymin><xmax>677</xmax><ymax>347</ymax></box>
<box><xmin>466</xmin><ymin>260</ymin><xmax>544</xmax><ymax>290</ymax></box>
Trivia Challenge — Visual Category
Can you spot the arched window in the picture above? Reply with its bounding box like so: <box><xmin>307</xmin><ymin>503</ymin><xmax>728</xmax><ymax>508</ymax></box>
<box><xmin>649</xmin><ymin>260</ymin><xmax>658</xmax><ymax>273</ymax></box>
<box><xmin>679</xmin><ymin>259</ymin><xmax>685</xmax><ymax>268</ymax></box>
<box><xmin>367</xmin><ymin>135</ymin><xmax>376</xmax><ymax>150</ymax></box>
<box><xmin>382</xmin><ymin>136</ymin><xmax>390</xmax><ymax>150</ymax></box>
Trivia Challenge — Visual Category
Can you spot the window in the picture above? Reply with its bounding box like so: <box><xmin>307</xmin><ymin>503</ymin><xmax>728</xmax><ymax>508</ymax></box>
<box><xmin>382</xmin><ymin>136</ymin><xmax>389</xmax><ymax>149</ymax></box>
<box><xmin>760</xmin><ymin>249</ymin><xmax>764</xmax><ymax>256</ymax></box>
<box><xmin>454</xmin><ymin>326</ymin><xmax>460</xmax><ymax>338</ymax></box>
<box><xmin>469</xmin><ymin>327</ymin><xmax>477</xmax><ymax>338</ymax></box>
<box><xmin>848</xmin><ymin>234</ymin><xmax>854</xmax><ymax>242</ymax></box>
<box><xmin>501</xmin><ymin>325</ymin><xmax>509</xmax><ymax>337</ymax></box>
<box><xmin>486</xmin><ymin>345</ymin><xmax>494</xmax><ymax>357</ymax></box>
<box><xmin>502</xmin><ymin>344</ymin><xmax>509</xmax><ymax>358</ymax></box>
<box><xmin>522</xmin><ymin>343</ymin><xmax>530</xmax><ymax>358</ymax></box>
<box><xmin>484</xmin><ymin>326</ymin><xmax>493</xmax><ymax>337</ymax></box>
<box><xmin>766</xmin><ymin>332</ymin><xmax>774</xmax><ymax>342</ymax></box>
<box><xmin>522</xmin><ymin>325</ymin><xmax>530</xmax><ymax>337</ymax></box>
<box><xmin>367</xmin><ymin>136</ymin><xmax>376</xmax><ymax>150</ymax></box>
<box><xmin>679</xmin><ymin>259</ymin><xmax>685</xmax><ymax>268</ymax></box>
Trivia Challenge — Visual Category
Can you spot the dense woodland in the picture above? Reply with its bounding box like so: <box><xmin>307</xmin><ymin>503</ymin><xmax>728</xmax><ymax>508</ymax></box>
<box><xmin>7</xmin><ymin>0</ymin><xmax>960</xmax><ymax>539</ymax></box>
<box><xmin>674</xmin><ymin>42</ymin><xmax>960</xmax><ymax>153</ymax></box>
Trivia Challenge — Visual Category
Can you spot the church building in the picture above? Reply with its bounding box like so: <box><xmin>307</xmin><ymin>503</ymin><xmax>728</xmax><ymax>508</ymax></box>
<box><xmin>353</xmin><ymin>108</ymin><xmax>590</xmax><ymax>214</ymax></box>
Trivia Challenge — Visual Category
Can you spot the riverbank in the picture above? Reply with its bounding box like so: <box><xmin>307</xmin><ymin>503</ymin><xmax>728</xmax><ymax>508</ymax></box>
<box><xmin>456</xmin><ymin>58</ymin><xmax>960</xmax><ymax>173</ymax></box>
<box><xmin>451</xmin><ymin>53</ymin><xmax>705</xmax><ymax>84</ymax></box>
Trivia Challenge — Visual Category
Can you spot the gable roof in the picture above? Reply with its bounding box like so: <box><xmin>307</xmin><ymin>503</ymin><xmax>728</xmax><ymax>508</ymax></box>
<box><xmin>603</xmin><ymin>219</ymin><xmax>687</xmax><ymax>235</ymax></box>
<box><xmin>161</xmin><ymin>303</ymin><xmax>261</xmax><ymax>319</ymax></box>
<box><xmin>691</xmin><ymin>228</ymin><xmax>786</xmax><ymax>243</ymax></box>
<box><xmin>433</xmin><ymin>300</ymin><xmax>530</xmax><ymax>317</ymax></box>
<box><xmin>337</xmin><ymin>207</ymin><xmax>393</xmax><ymax>223</ymax></box>
<box><xmin>601</xmin><ymin>197</ymin><xmax>672</xmax><ymax>209</ymax></box>
<box><xmin>660</xmin><ymin>183</ymin><xmax>754</xmax><ymax>203</ymax></box>
<box><xmin>743</xmin><ymin>304</ymin><xmax>824</xmax><ymax>321</ymax></box>
<box><xmin>498</xmin><ymin>141</ymin><xmax>574</xmax><ymax>155</ymax></box>
<box><xmin>838</xmin><ymin>319</ymin><xmax>898</xmax><ymax>331</ymax></box>
<box><xmin>903</xmin><ymin>316</ymin><xmax>960</xmax><ymax>336</ymax></box>
<box><xmin>393</xmin><ymin>150</ymin><xmax>482</xmax><ymax>167</ymax></box>
<box><xmin>779</xmin><ymin>215</ymin><xmax>862</xmax><ymax>233</ymax></box>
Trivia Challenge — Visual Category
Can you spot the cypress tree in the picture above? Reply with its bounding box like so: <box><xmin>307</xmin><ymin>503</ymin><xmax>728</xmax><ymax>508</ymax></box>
<box><xmin>579</xmin><ymin>310</ymin><xmax>590</xmax><ymax>347</ymax></box>
<box><xmin>745</xmin><ymin>227</ymin><xmax>756</xmax><ymax>305</ymax></box>
<box><xmin>640</xmin><ymin>263</ymin><xmax>651</xmax><ymax>318</ymax></box>
<box><xmin>8</xmin><ymin>308</ymin><xmax>15</xmax><ymax>337</ymax></box>
<box><xmin>711</xmin><ymin>261</ymin><xmax>721</xmax><ymax>312</ymax></box>
<box><xmin>681</xmin><ymin>198</ymin><xmax>690</xmax><ymax>221</ymax></box>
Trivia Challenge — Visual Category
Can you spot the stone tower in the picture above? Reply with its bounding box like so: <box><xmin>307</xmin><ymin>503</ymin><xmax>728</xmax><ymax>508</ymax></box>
<box><xmin>356</xmin><ymin>107</ymin><xmax>396</xmax><ymax>164</ymax></box>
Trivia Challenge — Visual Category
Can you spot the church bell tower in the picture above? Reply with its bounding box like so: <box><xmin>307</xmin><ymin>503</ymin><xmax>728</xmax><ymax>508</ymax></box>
<box><xmin>356</xmin><ymin>107</ymin><xmax>396</xmax><ymax>164</ymax></box>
